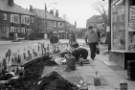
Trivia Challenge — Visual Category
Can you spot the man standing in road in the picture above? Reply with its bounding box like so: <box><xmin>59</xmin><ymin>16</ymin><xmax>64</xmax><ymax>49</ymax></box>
<box><xmin>85</xmin><ymin>26</ymin><xmax>99</xmax><ymax>61</ymax></box>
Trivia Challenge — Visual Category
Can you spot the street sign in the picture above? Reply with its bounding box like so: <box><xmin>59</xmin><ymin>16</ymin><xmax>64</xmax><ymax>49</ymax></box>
<box><xmin>112</xmin><ymin>0</ymin><xmax>124</xmax><ymax>6</ymax></box>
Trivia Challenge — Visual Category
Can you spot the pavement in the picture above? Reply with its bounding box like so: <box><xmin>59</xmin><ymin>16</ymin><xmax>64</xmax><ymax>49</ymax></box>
<box><xmin>41</xmin><ymin>54</ymin><xmax>135</xmax><ymax>90</ymax></box>
<box><xmin>41</xmin><ymin>44</ymin><xmax>135</xmax><ymax>90</ymax></box>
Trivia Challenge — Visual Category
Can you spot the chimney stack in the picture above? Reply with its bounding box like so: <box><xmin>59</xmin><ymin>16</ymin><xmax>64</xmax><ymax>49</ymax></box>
<box><xmin>55</xmin><ymin>10</ymin><xmax>59</xmax><ymax>17</ymax></box>
<box><xmin>8</xmin><ymin>0</ymin><xmax>14</xmax><ymax>6</ymax></box>
<box><xmin>49</xmin><ymin>9</ymin><xmax>54</xmax><ymax>15</ymax></box>
<box><xmin>29</xmin><ymin>5</ymin><xmax>33</xmax><ymax>12</ymax></box>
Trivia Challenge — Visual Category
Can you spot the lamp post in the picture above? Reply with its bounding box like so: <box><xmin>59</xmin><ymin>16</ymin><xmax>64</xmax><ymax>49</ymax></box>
<box><xmin>103</xmin><ymin>0</ymin><xmax>112</xmax><ymax>50</ymax></box>
<box><xmin>102</xmin><ymin>0</ymin><xmax>112</xmax><ymax>51</ymax></box>
<box><xmin>108</xmin><ymin>0</ymin><xmax>111</xmax><ymax>51</ymax></box>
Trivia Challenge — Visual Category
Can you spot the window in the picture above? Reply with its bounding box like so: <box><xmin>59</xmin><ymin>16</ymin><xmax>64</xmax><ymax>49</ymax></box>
<box><xmin>14</xmin><ymin>27</ymin><xmax>20</xmax><ymax>33</ymax></box>
<box><xmin>60</xmin><ymin>22</ymin><xmax>63</xmax><ymax>26</ymax></box>
<box><xmin>21</xmin><ymin>27</ymin><xmax>25</xmax><ymax>33</ymax></box>
<box><xmin>10</xmin><ymin>14</ymin><xmax>20</xmax><ymax>24</ymax></box>
<box><xmin>47</xmin><ymin>21</ymin><xmax>56</xmax><ymax>27</ymax></box>
<box><xmin>21</xmin><ymin>15</ymin><xmax>25</xmax><ymax>24</ymax></box>
<box><xmin>18</xmin><ymin>28</ymin><xmax>21</xmax><ymax>33</ymax></box>
<box><xmin>57</xmin><ymin>22</ymin><xmax>64</xmax><ymax>28</ymax></box>
<box><xmin>25</xmin><ymin>16</ymin><xmax>30</xmax><ymax>25</ymax></box>
<box><xmin>25</xmin><ymin>28</ymin><xmax>31</xmax><ymax>33</ymax></box>
<box><xmin>0</xmin><ymin>12</ymin><xmax>4</xmax><ymax>20</ymax></box>
<box><xmin>3</xmin><ymin>13</ymin><xmax>7</xmax><ymax>20</ymax></box>
<box><xmin>30</xmin><ymin>17</ymin><xmax>34</xmax><ymax>23</ymax></box>
<box><xmin>10</xmin><ymin>26</ymin><xmax>15</xmax><ymax>32</ymax></box>
<box><xmin>0</xmin><ymin>24</ymin><xmax>4</xmax><ymax>33</ymax></box>
<box><xmin>21</xmin><ymin>15</ymin><xmax>30</xmax><ymax>25</ymax></box>
<box><xmin>28</xmin><ymin>28</ymin><xmax>32</xmax><ymax>33</ymax></box>
<box><xmin>14</xmin><ymin>27</ymin><xmax>17</xmax><ymax>33</ymax></box>
<box><xmin>0</xmin><ymin>12</ymin><xmax>7</xmax><ymax>20</ymax></box>
<box><xmin>0</xmin><ymin>24</ymin><xmax>9</xmax><ymax>33</ymax></box>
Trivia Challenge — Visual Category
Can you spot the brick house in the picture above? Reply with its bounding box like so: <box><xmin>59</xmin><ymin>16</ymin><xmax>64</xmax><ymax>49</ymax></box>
<box><xmin>0</xmin><ymin>0</ymin><xmax>74</xmax><ymax>40</ymax></box>
<box><xmin>30</xmin><ymin>8</ymin><xmax>67</xmax><ymax>39</ymax></box>
<box><xmin>0</xmin><ymin>0</ymin><xmax>34</xmax><ymax>40</ymax></box>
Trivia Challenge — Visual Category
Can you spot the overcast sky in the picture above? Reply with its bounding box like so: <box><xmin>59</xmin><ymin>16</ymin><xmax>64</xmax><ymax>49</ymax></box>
<box><xmin>15</xmin><ymin>0</ymin><xmax>108</xmax><ymax>28</ymax></box>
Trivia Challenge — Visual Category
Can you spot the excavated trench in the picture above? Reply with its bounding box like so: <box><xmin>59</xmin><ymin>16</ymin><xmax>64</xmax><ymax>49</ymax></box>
<box><xmin>6</xmin><ymin>55</ymin><xmax>79</xmax><ymax>90</ymax></box>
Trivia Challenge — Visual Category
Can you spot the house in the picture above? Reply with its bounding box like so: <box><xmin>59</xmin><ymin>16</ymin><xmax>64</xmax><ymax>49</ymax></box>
<box><xmin>0</xmin><ymin>0</ymin><xmax>34</xmax><ymax>40</ymax></box>
<box><xmin>86</xmin><ymin>15</ymin><xmax>104</xmax><ymax>29</ymax></box>
<box><xmin>0</xmin><ymin>0</ymin><xmax>74</xmax><ymax>40</ymax></box>
<box><xmin>30</xmin><ymin>8</ymin><xmax>66</xmax><ymax>39</ymax></box>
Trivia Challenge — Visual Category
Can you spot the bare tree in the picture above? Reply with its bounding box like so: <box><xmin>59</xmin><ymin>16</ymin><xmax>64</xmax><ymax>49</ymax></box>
<box><xmin>94</xmin><ymin>1</ymin><xmax>111</xmax><ymax>45</ymax></box>
<box><xmin>89</xmin><ymin>1</ymin><xmax>108</xmax><ymax>42</ymax></box>
<box><xmin>95</xmin><ymin>2</ymin><xmax>108</xmax><ymax>28</ymax></box>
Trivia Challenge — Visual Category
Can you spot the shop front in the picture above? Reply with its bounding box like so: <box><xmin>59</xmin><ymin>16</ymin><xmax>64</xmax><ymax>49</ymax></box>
<box><xmin>110</xmin><ymin>0</ymin><xmax>135</xmax><ymax>69</ymax></box>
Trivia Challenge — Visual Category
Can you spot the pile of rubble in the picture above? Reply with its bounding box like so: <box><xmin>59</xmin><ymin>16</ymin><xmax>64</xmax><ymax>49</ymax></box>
<box><xmin>0</xmin><ymin>42</ymin><xmax>90</xmax><ymax>90</ymax></box>
<box><xmin>38</xmin><ymin>71</ymin><xmax>79</xmax><ymax>90</ymax></box>
<box><xmin>0</xmin><ymin>55</ymin><xmax>58</xmax><ymax>90</ymax></box>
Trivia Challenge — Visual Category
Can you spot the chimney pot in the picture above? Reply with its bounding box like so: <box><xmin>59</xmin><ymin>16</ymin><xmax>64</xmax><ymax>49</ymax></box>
<box><xmin>8</xmin><ymin>0</ymin><xmax>14</xmax><ymax>6</ymax></box>
<box><xmin>29</xmin><ymin>5</ymin><xmax>33</xmax><ymax>12</ymax></box>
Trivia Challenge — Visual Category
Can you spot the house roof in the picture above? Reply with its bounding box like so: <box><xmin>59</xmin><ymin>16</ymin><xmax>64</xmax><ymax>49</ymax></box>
<box><xmin>87</xmin><ymin>15</ymin><xmax>104</xmax><ymax>23</ymax></box>
<box><xmin>0</xmin><ymin>0</ymin><xmax>33</xmax><ymax>15</ymax></box>
<box><xmin>65</xmin><ymin>21</ymin><xmax>74</xmax><ymax>27</ymax></box>
<box><xmin>33</xmin><ymin>9</ymin><xmax>65</xmax><ymax>21</ymax></box>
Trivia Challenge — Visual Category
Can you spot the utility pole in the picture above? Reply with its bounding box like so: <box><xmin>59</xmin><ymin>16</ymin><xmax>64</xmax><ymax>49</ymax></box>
<box><xmin>108</xmin><ymin>0</ymin><xmax>111</xmax><ymax>50</ymax></box>
<box><xmin>45</xmin><ymin>3</ymin><xmax>47</xmax><ymax>39</ymax></box>
<box><xmin>102</xmin><ymin>0</ymin><xmax>112</xmax><ymax>50</ymax></box>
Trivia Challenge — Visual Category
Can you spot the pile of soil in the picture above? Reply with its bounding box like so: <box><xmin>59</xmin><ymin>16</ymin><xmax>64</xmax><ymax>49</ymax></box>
<box><xmin>23</xmin><ymin>55</ymin><xmax>57</xmax><ymax>86</ymax></box>
<box><xmin>1</xmin><ymin>55</ymin><xmax>81</xmax><ymax>90</ymax></box>
<box><xmin>42</xmin><ymin>55</ymin><xmax>58</xmax><ymax>66</ymax></box>
<box><xmin>7</xmin><ymin>55</ymin><xmax>58</xmax><ymax>90</ymax></box>
<box><xmin>38</xmin><ymin>71</ymin><xmax>79</xmax><ymax>90</ymax></box>
<box><xmin>22</xmin><ymin>57</ymin><xmax>79</xmax><ymax>90</ymax></box>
